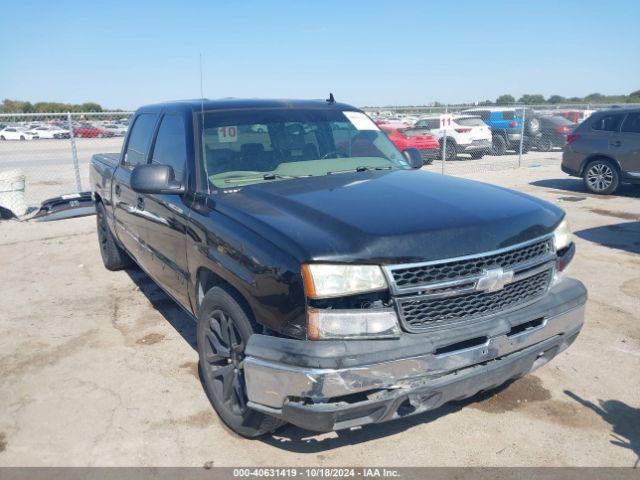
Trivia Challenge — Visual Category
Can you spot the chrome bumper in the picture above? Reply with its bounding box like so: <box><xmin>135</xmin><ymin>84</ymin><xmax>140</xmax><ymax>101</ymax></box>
<box><xmin>244</xmin><ymin>303</ymin><xmax>584</xmax><ymax>412</ymax></box>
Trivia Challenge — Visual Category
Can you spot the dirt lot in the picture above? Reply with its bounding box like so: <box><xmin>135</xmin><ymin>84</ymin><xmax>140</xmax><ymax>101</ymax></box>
<box><xmin>0</xmin><ymin>162</ymin><xmax>639</xmax><ymax>467</ymax></box>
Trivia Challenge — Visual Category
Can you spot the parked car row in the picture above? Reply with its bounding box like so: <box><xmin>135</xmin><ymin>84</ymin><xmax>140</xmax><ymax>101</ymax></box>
<box><xmin>369</xmin><ymin>108</ymin><xmax>600</xmax><ymax>159</ymax></box>
<box><xmin>0</xmin><ymin>119</ymin><xmax>129</xmax><ymax>140</ymax></box>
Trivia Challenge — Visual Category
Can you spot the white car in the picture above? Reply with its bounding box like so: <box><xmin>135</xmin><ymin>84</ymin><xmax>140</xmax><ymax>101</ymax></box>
<box><xmin>0</xmin><ymin>127</ymin><xmax>39</xmax><ymax>141</ymax></box>
<box><xmin>32</xmin><ymin>125</ymin><xmax>70</xmax><ymax>139</ymax></box>
<box><xmin>102</xmin><ymin>123</ymin><xmax>128</xmax><ymax>136</ymax></box>
<box><xmin>414</xmin><ymin>115</ymin><xmax>492</xmax><ymax>160</ymax></box>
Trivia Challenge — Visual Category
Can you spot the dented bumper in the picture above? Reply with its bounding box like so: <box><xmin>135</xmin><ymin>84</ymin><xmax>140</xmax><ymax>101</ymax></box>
<box><xmin>243</xmin><ymin>278</ymin><xmax>586</xmax><ymax>432</ymax></box>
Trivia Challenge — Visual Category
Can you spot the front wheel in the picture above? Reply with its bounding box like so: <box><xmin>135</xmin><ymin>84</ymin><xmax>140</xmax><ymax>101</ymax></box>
<box><xmin>470</xmin><ymin>151</ymin><xmax>485</xmax><ymax>160</ymax></box>
<box><xmin>491</xmin><ymin>136</ymin><xmax>507</xmax><ymax>156</ymax></box>
<box><xmin>0</xmin><ymin>136</ymin><xmax>5</xmax><ymax>141</ymax></box>
<box><xmin>583</xmin><ymin>159</ymin><xmax>619</xmax><ymax>195</ymax></box>
<box><xmin>197</xmin><ymin>287</ymin><xmax>284</xmax><ymax>438</ymax></box>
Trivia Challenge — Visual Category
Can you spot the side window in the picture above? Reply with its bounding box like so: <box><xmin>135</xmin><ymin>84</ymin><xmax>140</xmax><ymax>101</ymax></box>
<box><xmin>124</xmin><ymin>114</ymin><xmax>156</xmax><ymax>167</ymax></box>
<box><xmin>501</xmin><ymin>111</ymin><xmax>515</xmax><ymax>120</ymax></box>
<box><xmin>621</xmin><ymin>113</ymin><xmax>640</xmax><ymax>134</ymax></box>
<box><xmin>591</xmin><ymin>114</ymin><xmax>623</xmax><ymax>132</ymax></box>
<box><xmin>151</xmin><ymin>115</ymin><xmax>187</xmax><ymax>180</ymax></box>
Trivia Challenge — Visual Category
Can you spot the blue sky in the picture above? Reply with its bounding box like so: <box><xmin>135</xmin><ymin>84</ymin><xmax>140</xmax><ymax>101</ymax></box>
<box><xmin>1</xmin><ymin>0</ymin><xmax>638</xmax><ymax>109</ymax></box>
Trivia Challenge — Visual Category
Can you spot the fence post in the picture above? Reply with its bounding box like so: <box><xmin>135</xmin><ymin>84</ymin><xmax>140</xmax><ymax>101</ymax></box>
<box><xmin>67</xmin><ymin>112</ymin><xmax>82</xmax><ymax>192</ymax></box>
<box><xmin>441</xmin><ymin>104</ymin><xmax>448</xmax><ymax>175</ymax></box>
<box><xmin>518</xmin><ymin>106</ymin><xmax>526</xmax><ymax>168</ymax></box>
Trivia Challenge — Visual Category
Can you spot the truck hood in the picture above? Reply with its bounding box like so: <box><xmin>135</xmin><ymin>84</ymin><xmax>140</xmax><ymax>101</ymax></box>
<box><xmin>213</xmin><ymin>169</ymin><xmax>563</xmax><ymax>264</ymax></box>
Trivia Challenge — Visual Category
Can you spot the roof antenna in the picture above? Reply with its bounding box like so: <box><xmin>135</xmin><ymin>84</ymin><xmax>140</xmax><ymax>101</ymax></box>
<box><xmin>199</xmin><ymin>53</ymin><xmax>206</xmax><ymax>177</ymax></box>
<box><xmin>326</xmin><ymin>92</ymin><xmax>335</xmax><ymax>104</ymax></box>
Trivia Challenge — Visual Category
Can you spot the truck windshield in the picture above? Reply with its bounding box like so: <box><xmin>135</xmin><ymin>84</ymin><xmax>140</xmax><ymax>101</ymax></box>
<box><xmin>199</xmin><ymin>109</ymin><xmax>409</xmax><ymax>188</ymax></box>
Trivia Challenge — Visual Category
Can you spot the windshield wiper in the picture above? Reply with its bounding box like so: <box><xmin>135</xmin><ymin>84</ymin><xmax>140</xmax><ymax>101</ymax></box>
<box><xmin>327</xmin><ymin>166</ymin><xmax>393</xmax><ymax>175</ymax></box>
<box><xmin>262</xmin><ymin>173</ymin><xmax>309</xmax><ymax>180</ymax></box>
<box><xmin>224</xmin><ymin>173</ymin><xmax>308</xmax><ymax>184</ymax></box>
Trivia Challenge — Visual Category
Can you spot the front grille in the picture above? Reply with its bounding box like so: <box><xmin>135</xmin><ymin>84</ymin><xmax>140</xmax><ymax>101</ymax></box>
<box><xmin>390</xmin><ymin>238</ymin><xmax>553</xmax><ymax>291</ymax></box>
<box><xmin>397</xmin><ymin>269</ymin><xmax>553</xmax><ymax>332</ymax></box>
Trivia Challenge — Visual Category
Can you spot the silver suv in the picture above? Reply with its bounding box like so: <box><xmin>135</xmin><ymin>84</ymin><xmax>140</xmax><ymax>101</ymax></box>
<box><xmin>561</xmin><ymin>107</ymin><xmax>640</xmax><ymax>194</ymax></box>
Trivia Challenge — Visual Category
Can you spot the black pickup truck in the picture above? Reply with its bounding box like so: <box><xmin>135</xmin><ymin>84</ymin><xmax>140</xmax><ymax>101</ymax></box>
<box><xmin>90</xmin><ymin>98</ymin><xmax>586</xmax><ymax>437</ymax></box>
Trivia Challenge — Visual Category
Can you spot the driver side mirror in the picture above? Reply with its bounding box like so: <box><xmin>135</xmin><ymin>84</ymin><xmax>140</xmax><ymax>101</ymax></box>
<box><xmin>131</xmin><ymin>164</ymin><xmax>185</xmax><ymax>194</ymax></box>
<box><xmin>403</xmin><ymin>148</ymin><xmax>424</xmax><ymax>169</ymax></box>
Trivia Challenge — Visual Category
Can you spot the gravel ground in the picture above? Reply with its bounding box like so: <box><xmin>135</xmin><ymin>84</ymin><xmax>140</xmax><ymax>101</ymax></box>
<box><xmin>0</xmin><ymin>161</ymin><xmax>638</xmax><ymax>467</ymax></box>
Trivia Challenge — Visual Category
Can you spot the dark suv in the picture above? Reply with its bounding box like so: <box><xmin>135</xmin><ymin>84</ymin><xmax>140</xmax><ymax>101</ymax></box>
<box><xmin>561</xmin><ymin>108</ymin><xmax>640</xmax><ymax>194</ymax></box>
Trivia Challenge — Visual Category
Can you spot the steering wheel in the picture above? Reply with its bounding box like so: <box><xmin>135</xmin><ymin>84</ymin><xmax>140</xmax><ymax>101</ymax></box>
<box><xmin>321</xmin><ymin>150</ymin><xmax>348</xmax><ymax>160</ymax></box>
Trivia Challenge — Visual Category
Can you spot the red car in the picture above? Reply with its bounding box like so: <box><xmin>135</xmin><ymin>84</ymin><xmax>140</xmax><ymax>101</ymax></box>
<box><xmin>379</xmin><ymin>124</ymin><xmax>439</xmax><ymax>164</ymax></box>
<box><xmin>73</xmin><ymin>124</ymin><xmax>113</xmax><ymax>138</ymax></box>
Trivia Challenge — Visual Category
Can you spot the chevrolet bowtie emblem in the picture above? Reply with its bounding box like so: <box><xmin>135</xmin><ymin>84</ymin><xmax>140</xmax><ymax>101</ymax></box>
<box><xmin>476</xmin><ymin>268</ymin><xmax>514</xmax><ymax>293</ymax></box>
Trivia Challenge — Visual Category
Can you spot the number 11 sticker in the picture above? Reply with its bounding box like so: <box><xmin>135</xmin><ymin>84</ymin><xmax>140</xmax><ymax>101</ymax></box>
<box><xmin>218</xmin><ymin>126</ymin><xmax>238</xmax><ymax>143</ymax></box>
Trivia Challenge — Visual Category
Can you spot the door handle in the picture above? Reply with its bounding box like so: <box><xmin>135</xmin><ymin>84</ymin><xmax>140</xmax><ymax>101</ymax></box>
<box><xmin>611</xmin><ymin>140</ymin><xmax>622</xmax><ymax>147</ymax></box>
<box><xmin>114</xmin><ymin>184</ymin><xmax>121</xmax><ymax>196</ymax></box>
<box><xmin>137</xmin><ymin>197</ymin><xmax>145</xmax><ymax>210</ymax></box>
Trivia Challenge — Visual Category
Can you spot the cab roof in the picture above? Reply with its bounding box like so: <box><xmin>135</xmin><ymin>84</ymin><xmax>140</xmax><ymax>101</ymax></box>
<box><xmin>135</xmin><ymin>98</ymin><xmax>359</xmax><ymax>115</ymax></box>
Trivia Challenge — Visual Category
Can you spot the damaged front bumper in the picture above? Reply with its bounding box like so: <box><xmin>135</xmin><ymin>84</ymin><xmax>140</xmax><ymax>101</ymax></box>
<box><xmin>243</xmin><ymin>278</ymin><xmax>586</xmax><ymax>432</ymax></box>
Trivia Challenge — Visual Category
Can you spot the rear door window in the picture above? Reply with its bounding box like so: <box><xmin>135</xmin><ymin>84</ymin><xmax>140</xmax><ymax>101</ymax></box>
<box><xmin>150</xmin><ymin>115</ymin><xmax>187</xmax><ymax>180</ymax></box>
<box><xmin>620</xmin><ymin>113</ymin><xmax>640</xmax><ymax>134</ymax></box>
<box><xmin>124</xmin><ymin>113</ymin><xmax>156</xmax><ymax>167</ymax></box>
<box><xmin>591</xmin><ymin>114</ymin><xmax>624</xmax><ymax>132</ymax></box>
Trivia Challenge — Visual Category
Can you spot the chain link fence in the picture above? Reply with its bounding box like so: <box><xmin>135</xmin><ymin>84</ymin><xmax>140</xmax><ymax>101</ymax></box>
<box><xmin>0</xmin><ymin>103</ymin><xmax>637</xmax><ymax>213</ymax></box>
<box><xmin>0</xmin><ymin>112</ymin><xmax>132</xmax><ymax>210</ymax></box>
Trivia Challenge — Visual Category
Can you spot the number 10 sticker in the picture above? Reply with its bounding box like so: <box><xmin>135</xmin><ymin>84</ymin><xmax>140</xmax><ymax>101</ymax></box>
<box><xmin>218</xmin><ymin>126</ymin><xmax>238</xmax><ymax>143</ymax></box>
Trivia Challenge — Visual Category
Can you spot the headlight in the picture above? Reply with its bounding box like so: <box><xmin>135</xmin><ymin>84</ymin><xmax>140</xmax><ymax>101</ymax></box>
<box><xmin>301</xmin><ymin>264</ymin><xmax>387</xmax><ymax>299</ymax></box>
<box><xmin>553</xmin><ymin>217</ymin><xmax>573</xmax><ymax>251</ymax></box>
<box><xmin>308</xmin><ymin>308</ymin><xmax>400</xmax><ymax>340</ymax></box>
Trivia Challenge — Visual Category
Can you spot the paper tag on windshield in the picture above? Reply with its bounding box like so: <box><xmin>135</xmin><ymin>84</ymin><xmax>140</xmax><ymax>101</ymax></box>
<box><xmin>342</xmin><ymin>111</ymin><xmax>379</xmax><ymax>131</ymax></box>
<box><xmin>218</xmin><ymin>126</ymin><xmax>238</xmax><ymax>143</ymax></box>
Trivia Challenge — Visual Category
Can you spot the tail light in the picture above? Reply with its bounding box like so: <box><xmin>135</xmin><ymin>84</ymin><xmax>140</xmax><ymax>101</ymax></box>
<box><xmin>455</xmin><ymin>128</ymin><xmax>471</xmax><ymax>133</ymax></box>
<box><xmin>567</xmin><ymin>134</ymin><xmax>580</xmax><ymax>145</ymax></box>
<box><xmin>555</xmin><ymin>126</ymin><xmax>570</xmax><ymax>134</ymax></box>
<box><xmin>509</xmin><ymin>121</ymin><xmax>518</xmax><ymax>127</ymax></box>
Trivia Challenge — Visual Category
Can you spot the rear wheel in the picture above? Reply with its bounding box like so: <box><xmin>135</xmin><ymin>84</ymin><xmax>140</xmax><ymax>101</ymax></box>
<box><xmin>0</xmin><ymin>136</ymin><xmax>5</xmax><ymax>141</ymax></box>
<box><xmin>19</xmin><ymin>136</ymin><xmax>25</xmax><ymax>141</ymax></box>
<box><xmin>537</xmin><ymin>136</ymin><xmax>553</xmax><ymax>152</ymax></box>
<box><xmin>470</xmin><ymin>151</ymin><xmax>485</xmax><ymax>160</ymax></box>
<box><xmin>96</xmin><ymin>201</ymin><xmax>133</xmax><ymax>270</ymax></box>
<box><xmin>491</xmin><ymin>136</ymin><xmax>507</xmax><ymax>156</ymax></box>
<box><xmin>440</xmin><ymin>139</ymin><xmax>457</xmax><ymax>160</ymax></box>
<box><xmin>197</xmin><ymin>287</ymin><xmax>284</xmax><ymax>438</ymax></box>
<box><xmin>583</xmin><ymin>159</ymin><xmax>619</xmax><ymax>195</ymax></box>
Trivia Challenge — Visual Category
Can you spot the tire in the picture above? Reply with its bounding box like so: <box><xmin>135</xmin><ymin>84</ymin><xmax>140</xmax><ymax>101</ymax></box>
<box><xmin>440</xmin><ymin>139</ymin><xmax>457</xmax><ymax>160</ymax></box>
<box><xmin>583</xmin><ymin>158</ymin><xmax>620</xmax><ymax>195</ymax></box>
<box><xmin>19</xmin><ymin>136</ymin><xmax>25</xmax><ymax>141</ymax></box>
<box><xmin>197</xmin><ymin>287</ymin><xmax>285</xmax><ymax>438</ymax></box>
<box><xmin>520</xmin><ymin>142</ymin><xmax>531</xmax><ymax>154</ymax></box>
<box><xmin>470</xmin><ymin>151</ymin><xmax>485</xmax><ymax>160</ymax></box>
<box><xmin>402</xmin><ymin>150</ymin><xmax>429</xmax><ymax>166</ymax></box>
<box><xmin>0</xmin><ymin>136</ymin><xmax>5</xmax><ymax>141</ymax></box>
<box><xmin>491</xmin><ymin>135</ymin><xmax>507</xmax><ymax>156</ymax></box>
<box><xmin>524</xmin><ymin>116</ymin><xmax>540</xmax><ymax>136</ymax></box>
<box><xmin>96</xmin><ymin>201</ymin><xmax>133</xmax><ymax>270</ymax></box>
<box><xmin>537</xmin><ymin>136</ymin><xmax>553</xmax><ymax>152</ymax></box>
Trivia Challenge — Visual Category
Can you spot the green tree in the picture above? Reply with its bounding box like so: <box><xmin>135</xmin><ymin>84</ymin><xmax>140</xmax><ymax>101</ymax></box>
<box><xmin>496</xmin><ymin>94</ymin><xmax>515</xmax><ymax>105</ymax></box>
<box><xmin>584</xmin><ymin>92</ymin><xmax>605</xmax><ymax>102</ymax></box>
<box><xmin>518</xmin><ymin>94</ymin><xmax>546</xmax><ymax>105</ymax></box>
<box><xmin>548</xmin><ymin>95</ymin><xmax>566</xmax><ymax>104</ymax></box>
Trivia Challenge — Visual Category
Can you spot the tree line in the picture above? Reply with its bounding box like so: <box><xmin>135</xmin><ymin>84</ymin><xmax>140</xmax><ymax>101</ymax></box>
<box><xmin>493</xmin><ymin>90</ymin><xmax>640</xmax><ymax>105</ymax></box>
<box><xmin>0</xmin><ymin>99</ymin><xmax>105</xmax><ymax>113</ymax></box>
